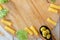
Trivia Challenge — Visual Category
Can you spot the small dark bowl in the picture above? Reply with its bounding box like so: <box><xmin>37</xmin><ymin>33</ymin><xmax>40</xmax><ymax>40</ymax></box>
<box><xmin>39</xmin><ymin>25</ymin><xmax>52</xmax><ymax>40</ymax></box>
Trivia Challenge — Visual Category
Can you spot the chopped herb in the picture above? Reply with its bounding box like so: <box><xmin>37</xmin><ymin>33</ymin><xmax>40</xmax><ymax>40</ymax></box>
<box><xmin>16</xmin><ymin>30</ymin><xmax>28</xmax><ymax>40</ymax></box>
<box><xmin>0</xmin><ymin>0</ymin><xmax>8</xmax><ymax>4</ymax></box>
<box><xmin>51</xmin><ymin>0</ymin><xmax>56</xmax><ymax>3</ymax></box>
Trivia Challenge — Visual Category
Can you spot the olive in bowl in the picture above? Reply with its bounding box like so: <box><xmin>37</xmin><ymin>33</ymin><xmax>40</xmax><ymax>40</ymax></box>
<box><xmin>39</xmin><ymin>25</ymin><xmax>52</xmax><ymax>40</ymax></box>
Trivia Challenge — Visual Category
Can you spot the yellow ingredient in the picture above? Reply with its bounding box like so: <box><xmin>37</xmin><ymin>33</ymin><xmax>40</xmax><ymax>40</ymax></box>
<box><xmin>1</xmin><ymin>19</ymin><xmax>12</xmax><ymax>26</ymax></box>
<box><xmin>47</xmin><ymin>34</ymin><xmax>51</xmax><ymax>39</ymax></box>
<box><xmin>43</xmin><ymin>34</ymin><xmax>46</xmax><ymax>37</ymax></box>
<box><xmin>46</xmin><ymin>29</ymin><xmax>50</xmax><ymax>34</ymax></box>
<box><xmin>30</xmin><ymin>26</ymin><xmax>39</xmax><ymax>36</ymax></box>
<box><xmin>41</xmin><ymin>27</ymin><xmax>46</xmax><ymax>32</ymax></box>
<box><xmin>50</xmin><ymin>4</ymin><xmax>60</xmax><ymax>9</ymax></box>
<box><xmin>42</xmin><ymin>31</ymin><xmax>47</xmax><ymax>37</ymax></box>
<box><xmin>41</xmin><ymin>27</ymin><xmax>51</xmax><ymax>39</ymax></box>
<box><xmin>0</xmin><ymin>5</ymin><xmax>3</xmax><ymax>10</ymax></box>
<box><xmin>47</xmin><ymin>18</ymin><xmax>56</xmax><ymax>25</ymax></box>
<box><xmin>48</xmin><ymin>7</ymin><xmax>58</xmax><ymax>13</ymax></box>
<box><xmin>5</xmin><ymin>26</ymin><xmax>16</xmax><ymax>35</ymax></box>
<box><xmin>24</xmin><ymin>27</ymin><xmax>33</xmax><ymax>35</ymax></box>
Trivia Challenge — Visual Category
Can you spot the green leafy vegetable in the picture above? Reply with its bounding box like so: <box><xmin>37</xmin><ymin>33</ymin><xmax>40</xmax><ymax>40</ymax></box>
<box><xmin>51</xmin><ymin>0</ymin><xmax>56</xmax><ymax>3</ymax></box>
<box><xmin>0</xmin><ymin>0</ymin><xmax>8</xmax><ymax>4</ymax></box>
<box><xmin>16</xmin><ymin>30</ymin><xmax>28</xmax><ymax>40</ymax></box>
<box><xmin>0</xmin><ymin>8</ymin><xmax>8</xmax><ymax>18</ymax></box>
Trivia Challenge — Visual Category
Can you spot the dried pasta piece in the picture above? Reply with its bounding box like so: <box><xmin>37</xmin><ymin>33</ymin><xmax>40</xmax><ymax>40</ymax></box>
<box><xmin>1</xmin><ymin>19</ymin><xmax>12</xmax><ymax>26</ymax></box>
<box><xmin>5</xmin><ymin>26</ymin><xmax>16</xmax><ymax>35</ymax></box>
<box><xmin>30</xmin><ymin>26</ymin><xmax>39</xmax><ymax>36</ymax></box>
<box><xmin>50</xmin><ymin>4</ymin><xmax>60</xmax><ymax>9</ymax></box>
<box><xmin>47</xmin><ymin>18</ymin><xmax>56</xmax><ymax>25</ymax></box>
<box><xmin>48</xmin><ymin>7</ymin><xmax>58</xmax><ymax>13</ymax></box>
<box><xmin>24</xmin><ymin>27</ymin><xmax>33</xmax><ymax>35</ymax></box>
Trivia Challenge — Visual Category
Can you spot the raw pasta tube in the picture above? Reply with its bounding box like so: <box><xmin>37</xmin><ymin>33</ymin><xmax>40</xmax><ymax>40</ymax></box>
<box><xmin>24</xmin><ymin>27</ymin><xmax>33</xmax><ymax>35</ymax></box>
<box><xmin>50</xmin><ymin>4</ymin><xmax>60</xmax><ymax>9</ymax></box>
<box><xmin>1</xmin><ymin>19</ymin><xmax>12</xmax><ymax>26</ymax></box>
<box><xmin>30</xmin><ymin>26</ymin><xmax>39</xmax><ymax>36</ymax></box>
<box><xmin>48</xmin><ymin>7</ymin><xmax>58</xmax><ymax>13</ymax></box>
<box><xmin>47</xmin><ymin>18</ymin><xmax>56</xmax><ymax>25</ymax></box>
<box><xmin>5</xmin><ymin>26</ymin><xmax>16</xmax><ymax>35</ymax></box>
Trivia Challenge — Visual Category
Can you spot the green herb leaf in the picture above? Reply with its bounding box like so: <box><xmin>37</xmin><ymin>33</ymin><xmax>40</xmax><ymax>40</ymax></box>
<box><xmin>0</xmin><ymin>9</ymin><xmax>8</xmax><ymax>18</ymax></box>
<box><xmin>51</xmin><ymin>0</ymin><xmax>56</xmax><ymax>3</ymax></box>
<box><xmin>16</xmin><ymin>30</ymin><xmax>28</xmax><ymax>40</ymax></box>
<box><xmin>0</xmin><ymin>0</ymin><xmax>8</xmax><ymax>4</ymax></box>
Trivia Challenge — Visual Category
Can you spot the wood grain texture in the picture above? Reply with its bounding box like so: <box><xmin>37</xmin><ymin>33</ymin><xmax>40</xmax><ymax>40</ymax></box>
<box><xmin>0</xmin><ymin>0</ymin><xmax>60</xmax><ymax>40</ymax></box>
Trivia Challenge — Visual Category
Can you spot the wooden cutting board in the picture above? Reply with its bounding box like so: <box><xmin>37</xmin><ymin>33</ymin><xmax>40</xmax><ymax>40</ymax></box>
<box><xmin>0</xmin><ymin>0</ymin><xmax>60</xmax><ymax>40</ymax></box>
